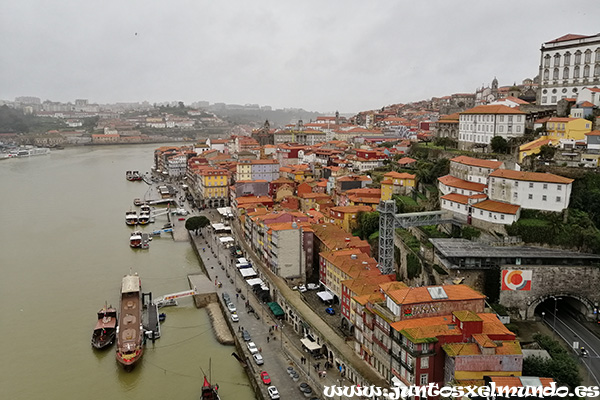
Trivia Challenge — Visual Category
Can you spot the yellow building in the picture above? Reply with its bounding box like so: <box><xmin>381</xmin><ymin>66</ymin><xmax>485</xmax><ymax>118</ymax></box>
<box><xmin>198</xmin><ymin>168</ymin><xmax>229</xmax><ymax>208</ymax></box>
<box><xmin>380</xmin><ymin>171</ymin><xmax>416</xmax><ymax>201</ymax></box>
<box><xmin>546</xmin><ymin>117</ymin><xmax>591</xmax><ymax>141</ymax></box>
<box><xmin>518</xmin><ymin>138</ymin><xmax>553</xmax><ymax>162</ymax></box>
<box><xmin>328</xmin><ymin>205</ymin><xmax>372</xmax><ymax>232</ymax></box>
<box><xmin>519</xmin><ymin>117</ymin><xmax>592</xmax><ymax>162</ymax></box>
<box><xmin>235</xmin><ymin>162</ymin><xmax>252</xmax><ymax>181</ymax></box>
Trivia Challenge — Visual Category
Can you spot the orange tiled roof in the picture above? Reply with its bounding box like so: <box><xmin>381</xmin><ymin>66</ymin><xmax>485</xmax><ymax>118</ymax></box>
<box><xmin>489</xmin><ymin>169</ymin><xmax>573</xmax><ymax>184</ymax></box>
<box><xmin>519</xmin><ymin>138</ymin><xmax>553</xmax><ymax>151</ymax></box>
<box><xmin>545</xmin><ymin>33</ymin><xmax>590</xmax><ymax>43</ymax></box>
<box><xmin>397</xmin><ymin>157</ymin><xmax>417</xmax><ymax>165</ymax></box>
<box><xmin>438</xmin><ymin>175</ymin><xmax>487</xmax><ymax>192</ymax></box>
<box><xmin>578</xmin><ymin>101</ymin><xmax>595</xmax><ymax>108</ymax></box>
<box><xmin>384</xmin><ymin>171</ymin><xmax>416</xmax><ymax>179</ymax></box>
<box><xmin>450</xmin><ymin>155</ymin><xmax>503</xmax><ymax>169</ymax></box>
<box><xmin>586</xmin><ymin>130</ymin><xmax>600</xmax><ymax>136</ymax></box>
<box><xmin>471</xmin><ymin>199</ymin><xmax>520</xmax><ymax>215</ymax></box>
<box><xmin>440</xmin><ymin>193</ymin><xmax>470</xmax><ymax>205</ymax></box>
<box><xmin>330</xmin><ymin>205</ymin><xmax>372</xmax><ymax>214</ymax></box>
<box><xmin>386</xmin><ymin>284</ymin><xmax>485</xmax><ymax>306</ymax></box>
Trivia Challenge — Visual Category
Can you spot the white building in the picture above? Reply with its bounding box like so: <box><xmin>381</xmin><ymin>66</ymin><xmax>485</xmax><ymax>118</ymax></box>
<box><xmin>471</xmin><ymin>199</ymin><xmax>520</xmax><ymax>225</ymax></box>
<box><xmin>488</xmin><ymin>169</ymin><xmax>573</xmax><ymax>212</ymax></box>
<box><xmin>167</xmin><ymin>153</ymin><xmax>188</xmax><ymax>178</ymax></box>
<box><xmin>537</xmin><ymin>33</ymin><xmax>600</xmax><ymax>105</ymax></box>
<box><xmin>438</xmin><ymin>175</ymin><xmax>487</xmax><ymax>196</ymax></box>
<box><xmin>576</xmin><ymin>87</ymin><xmax>600</xmax><ymax>108</ymax></box>
<box><xmin>449</xmin><ymin>156</ymin><xmax>504</xmax><ymax>185</ymax></box>
<box><xmin>458</xmin><ymin>105</ymin><xmax>527</xmax><ymax>149</ymax></box>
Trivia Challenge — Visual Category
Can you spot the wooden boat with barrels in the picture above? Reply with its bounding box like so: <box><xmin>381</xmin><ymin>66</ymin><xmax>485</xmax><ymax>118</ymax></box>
<box><xmin>116</xmin><ymin>273</ymin><xmax>144</xmax><ymax>369</ymax></box>
<box><xmin>91</xmin><ymin>304</ymin><xmax>117</xmax><ymax>350</ymax></box>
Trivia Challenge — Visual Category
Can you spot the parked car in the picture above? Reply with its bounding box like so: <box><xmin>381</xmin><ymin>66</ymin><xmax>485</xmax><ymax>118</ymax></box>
<box><xmin>222</xmin><ymin>293</ymin><xmax>231</xmax><ymax>303</ymax></box>
<box><xmin>268</xmin><ymin>386</ymin><xmax>280</xmax><ymax>400</ymax></box>
<box><xmin>307</xmin><ymin>283</ymin><xmax>319</xmax><ymax>290</ymax></box>
<box><xmin>247</xmin><ymin>341</ymin><xmax>259</xmax><ymax>354</ymax></box>
<box><xmin>298</xmin><ymin>285</ymin><xmax>307</xmax><ymax>293</ymax></box>
<box><xmin>325</xmin><ymin>307</ymin><xmax>335</xmax><ymax>315</ymax></box>
<box><xmin>242</xmin><ymin>330</ymin><xmax>251</xmax><ymax>341</ymax></box>
<box><xmin>253</xmin><ymin>353</ymin><xmax>264</xmax><ymax>366</ymax></box>
<box><xmin>227</xmin><ymin>302</ymin><xmax>237</xmax><ymax>313</ymax></box>
<box><xmin>231</xmin><ymin>313</ymin><xmax>239</xmax><ymax>322</ymax></box>
<box><xmin>260</xmin><ymin>371</ymin><xmax>271</xmax><ymax>384</ymax></box>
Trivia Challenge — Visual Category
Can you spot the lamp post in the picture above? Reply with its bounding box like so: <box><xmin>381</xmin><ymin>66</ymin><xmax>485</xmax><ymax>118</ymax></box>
<box><xmin>551</xmin><ymin>296</ymin><xmax>562</xmax><ymax>331</ymax></box>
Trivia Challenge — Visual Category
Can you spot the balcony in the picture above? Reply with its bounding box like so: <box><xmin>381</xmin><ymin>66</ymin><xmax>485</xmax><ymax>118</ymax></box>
<box><xmin>396</xmin><ymin>340</ymin><xmax>436</xmax><ymax>357</ymax></box>
<box><xmin>371</xmin><ymin>335</ymin><xmax>390</xmax><ymax>353</ymax></box>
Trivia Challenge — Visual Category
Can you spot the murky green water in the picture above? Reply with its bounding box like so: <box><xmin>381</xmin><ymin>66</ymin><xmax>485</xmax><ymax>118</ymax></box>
<box><xmin>0</xmin><ymin>144</ymin><xmax>254</xmax><ymax>400</ymax></box>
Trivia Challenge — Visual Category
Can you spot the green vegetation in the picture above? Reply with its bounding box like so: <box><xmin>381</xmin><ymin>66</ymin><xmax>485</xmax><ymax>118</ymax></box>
<box><xmin>490</xmin><ymin>302</ymin><xmax>509</xmax><ymax>316</ymax></box>
<box><xmin>491</xmin><ymin>136</ymin><xmax>509</xmax><ymax>154</ymax></box>
<box><xmin>355</xmin><ymin>211</ymin><xmax>380</xmax><ymax>240</ymax></box>
<box><xmin>432</xmin><ymin>264</ymin><xmax>448</xmax><ymax>275</ymax></box>
<box><xmin>503</xmin><ymin>323</ymin><xmax>519</xmax><ymax>336</ymax></box>
<box><xmin>433</xmin><ymin>137</ymin><xmax>457</xmax><ymax>149</ymax></box>
<box><xmin>538</xmin><ymin>144</ymin><xmax>556</xmax><ymax>160</ymax></box>
<box><xmin>420</xmin><ymin>225</ymin><xmax>449</xmax><ymax>239</ymax></box>
<box><xmin>396</xmin><ymin>228</ymin><xmax>421</xmax><ymax>253</ymax></box>
<box><xmin>523</xmin><ymin>334</ymin><xmax>582</xmax><ymax>389</ymax></box>
<box><xmin>506</xmin><ymin>209</ymin><xmax>600</xmax><ymax>253</ymax></box>
<box><xmin>406</xmin><ymin>253</ymin><xmax>421</xmax><ymax>279</ymax></box>
<box><xmin>185</xmin><ymin>215</ymin><xmax>211</xmax><ymax>234</ymax></box>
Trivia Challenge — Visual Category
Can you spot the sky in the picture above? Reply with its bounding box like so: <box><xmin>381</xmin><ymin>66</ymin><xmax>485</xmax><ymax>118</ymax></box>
<box><xmin>1</xmin><ymin>1</ymin><xmax>599</xmax><ymax>114</ymax></box>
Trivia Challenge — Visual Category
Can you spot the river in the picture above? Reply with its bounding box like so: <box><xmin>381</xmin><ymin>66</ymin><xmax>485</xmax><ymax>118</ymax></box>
<box><xmin>0</xmin><ymin>144</ymin><xmax>254</xmax><ymax>400</ymax></box>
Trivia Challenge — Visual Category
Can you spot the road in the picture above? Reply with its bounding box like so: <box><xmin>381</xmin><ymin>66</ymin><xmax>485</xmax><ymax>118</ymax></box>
<box><xmin>542</xmin><ymin>305</ymin><xmax>600</xmax><ymax>386</ymax></box>
<box><xmin>196</xmin><ymin>209</ymin><xmax>316</xmax><ymax>400</ymax></box>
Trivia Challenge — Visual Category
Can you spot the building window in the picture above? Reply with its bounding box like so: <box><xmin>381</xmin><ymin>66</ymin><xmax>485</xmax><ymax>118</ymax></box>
<box><xmin>543</xmin><ymin>69</ymin><xmax>549</xmax><ymax>80</ymax></box>
<box><xmin>564</xmin><ymin>52</ymin><xmax>571</xmax><ymax>65</ymax></box>
<box><xmin>544</xmin><ymin>55</ymin><xmax>551</xmax><ymax>67</ymax></box>
<box><xmin>584</xmin><ymin>65</ymin><xmax>590</xmax><ymax>78</ymax></box>
<box><xmin>528</xmin><ymin>194</ymin><xmax>533</xmax><ymax>200</ymax></box>
<box><xmin>542</xmin><ymin>195</ymin><xmax>547</xmax><ymax>201</ymax></box>
<box><xmin>557</xmin><ymin>185</ymin><xmax>562</xmax><ymax>191</ymax></box>
<box><xmin>563</xmin><ymin>67</ymin><xmax>570</xmax><ymax>79</ymax></box>
<box><xmin>574</xmin><ymin>66</ymin><xmax>580</xmax><ymax>78</ymax></box>
<box><xmin>421</xmin><ymin>356</ymin><xmax>429</xmax><ymax>369</ymax></box>
<box><xmin>551</xmin><ymin>96</ymin><xmax>557</xmax><ymax>103</ymax></box>
<box><xmin>585</xmin><ymin>49</ymin><xmax>592</xmax><ymax>64</ymax></box>
<box><xmin>554</xmin><ymin>53</ymin><xmax>561</xmax><ymax>67</ymax></box>
<box><xmin>501</xmin><ymin>214</ymin><xmax>505</xmax><ymax>220</ymax></box>
<box><xmin>542</xmin><ymin>96</ymin><xmax>547</xmax><ymax>104</ymax></box>
<box><xmin>420</xmin><ymin>374</ymin><xmax>428</xmax><ymax>385</ymax></box>
<box><xmin>575</xmin><ymin>51</ymin><xmax>582</xmax><ymax>65</ymax></box>
<box><xmin>480</xmin><ymin>210</ymin><xmax>483</xmax><ymax>215</ymax></box>
<box><xmin>553</xmin><ymin>68</ymin><xmax>559</xmax><ymax>80</ymax></box>
<box><xmin>543</xmin><ymin>183</ymin><xmax>548</xmax><ymax>189</ymax></box>
<box><xmin>499</xmin><ymin>115</ymin><xmax>504</xmax><ymax>122</ymax></box>
<box><xmin>595</xmin><ymin>64</ymin><xmax>600</xmax><ymax>77</ymax></box>
<box><xmin>489</xmin><ymin>212</ymin><xmax>492</xmax><ymax>217</ymax></box>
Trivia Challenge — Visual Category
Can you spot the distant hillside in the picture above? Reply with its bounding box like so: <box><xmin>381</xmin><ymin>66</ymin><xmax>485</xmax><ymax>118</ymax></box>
<box><xmin>210</xmin><ymin>107</ymin><xmax>323</xmax><ymax>128</ymax></box>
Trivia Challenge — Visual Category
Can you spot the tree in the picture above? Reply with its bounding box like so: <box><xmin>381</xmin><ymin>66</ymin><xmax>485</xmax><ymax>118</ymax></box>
<box><xmin>491</xmin><ymin>136</ymin><xmax>508</xmax><ymax>153</ymax></box>
<box><xmin>355</xmin><ymin>211</ymin><xmax>380</xmax><ymax>240</ymax></box>
<box><xmin>185</xmin><ymin>215</ymin><xmax>211</xmax><ymax>235</ymax></box>
<box><xmin>538</xmin><ymin>144</ymin><xmax>556</xmax><ymax>161</ymax></box>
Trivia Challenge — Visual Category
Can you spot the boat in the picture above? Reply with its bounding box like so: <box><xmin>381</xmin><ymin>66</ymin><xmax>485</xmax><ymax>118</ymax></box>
<box><xmin>116</xmin><ymin>273</ymin><xmax>144</xmax><ymax>369</ymax></box>
<box><xmin>140</xmin><ymin>204</ymin><xmax>151</xmax><ymax>213</ymax></box>
<box><xmin>133</xmin><ymin>198</ymin><xmax>143</xmax><ymax>206</ymax></box>
<box><xmin>201</xmin><ymin>376</ymin><xmax>220</xmax><ymax>400</ymax></box>
<box><xmin>138</xmin><ymin>213</ymin><xmax>150</xmax><ymax>225</ymax></box>
<box><xmin>125</xmin><ymin>211</ymin><xmax>138</xmax><ymax>226</ymax></box>
<box><xmin>91</xmin><ymin>304</ymin><xmax>117</xmax><ymax>350</ymax></box>
<box><xmin>126</xmin><ymin>171</ymin><xmax>134</xmax><ymax>181</ymax></box>
<box><xmin>132</xmin><ymin>171</ymin><xmax>142</xmax><ymax>181</ymax></box>
<box><xmin>130</xmin><ymin>231</ymin><xmax>142</xmax><ymax>248</ymax></box>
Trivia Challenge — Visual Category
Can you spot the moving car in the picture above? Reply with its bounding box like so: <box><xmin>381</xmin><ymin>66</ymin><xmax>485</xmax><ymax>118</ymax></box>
<box><xmin>325</xmin><ymin>307</ymin><xmax>335</xmax><ymax>315</ymax></box>
<box><xmin>231</xmin><ymin>313</ymin><xmax>239</xmax><ymax>322</ymax></box>
<box><xmin>227</xmin><ymin>302</ymin><xmax>237</xmax><ymax>313</ymax></box>
<box><xmin>267</xmin><ymin>386</ymin><xmax>280</xmax><ymax>400</ymax></box>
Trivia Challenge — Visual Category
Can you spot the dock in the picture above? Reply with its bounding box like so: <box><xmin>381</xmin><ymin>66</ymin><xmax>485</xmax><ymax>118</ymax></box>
<box><xmin>141</xmin><ymin>292</ymin><xmax>161</xmax><ymax>341</ymax></box>
<box><xmin>187</xmin><ymin>274</ymin><xmax>233</xmax><ymax>345</ymax></box>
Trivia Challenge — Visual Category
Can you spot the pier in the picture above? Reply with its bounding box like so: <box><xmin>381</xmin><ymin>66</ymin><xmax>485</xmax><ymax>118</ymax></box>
<box><xmin>187</xmin><ymin>274</ymin><xmax>233</xmax><ymax>345</ymax></box>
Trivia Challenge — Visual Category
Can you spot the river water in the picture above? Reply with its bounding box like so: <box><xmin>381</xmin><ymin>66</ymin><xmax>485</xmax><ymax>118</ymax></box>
<box><xmin>0</xmin><ymin>144</ymin><xmax>254</xmax><ymax>400</ymax></box>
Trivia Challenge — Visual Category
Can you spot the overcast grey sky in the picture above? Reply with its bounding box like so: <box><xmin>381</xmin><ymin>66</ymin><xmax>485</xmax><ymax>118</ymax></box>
<box><xmin>1</xmin><ymin>1</ymin><xmax>599</xmax><ymax>113</ymax></box>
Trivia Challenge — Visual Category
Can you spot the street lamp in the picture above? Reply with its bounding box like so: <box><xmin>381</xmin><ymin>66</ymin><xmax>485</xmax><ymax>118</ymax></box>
<box><xmin>550</xmin><ymin>296</ymin><xmax>562</xmax><ymax>331</ymax></box>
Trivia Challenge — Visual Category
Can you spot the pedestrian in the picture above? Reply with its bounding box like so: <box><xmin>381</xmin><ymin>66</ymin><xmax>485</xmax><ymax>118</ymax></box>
<box><xmin>267</xmin><ymin>336</ymin><xmax>270</xmax><ymax>343</ymax></box>
<box><xmin>259</xmin><ymin>347</ymin><xmax>262</xmax><ymax>353</ymax></box>
<box><xmin>236</xmin><ymin>293</ymin><xmax>239</xmax><ymax>300</ymax></box>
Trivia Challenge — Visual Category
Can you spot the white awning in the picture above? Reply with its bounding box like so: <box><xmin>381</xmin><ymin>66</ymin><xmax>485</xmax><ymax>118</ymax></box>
<box><xmin>239</xmin><ymin>268</ymin><xmax>257</xmax><ymax>278</ymax></box>
<box><xmin>237</xmin><ymin>258</ymin><xmax>249</xmax><ymax>264</ymax></box>
<box><xmin>219</xmin><ymin>236</ymin><xmax>234</xmax><ymax>243</ymax></box>
<box><xmin>317</xmin><ymin>291</ymin><xmax>334</xmax><ymax>302</ymax></box>
<box><xmin>246</xmin><ymin>278</ymin><xmax>263</xmax><ymax>286</ymax></box>
<box><xmin>300</xmin><ymin>338</ymin><xmax>321</xmax><ymax>351</ymax></box>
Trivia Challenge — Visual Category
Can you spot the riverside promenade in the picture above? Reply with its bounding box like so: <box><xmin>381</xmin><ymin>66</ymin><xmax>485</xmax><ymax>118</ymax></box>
<box><xmin>188</xmin><ymin>208</ymin><xmax>388</xmax><ymax>400</ymax></box>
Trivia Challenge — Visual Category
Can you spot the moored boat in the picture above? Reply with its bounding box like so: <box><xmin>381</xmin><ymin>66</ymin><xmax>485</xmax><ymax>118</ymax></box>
<box><xmin>126</xmin><ymin>171</ymin><xmax>134</xmax><ymax>181</ymax></box>
<box><xmin>133</xmin><ymin>198</ymin><xmax>143</xmax><ymax>206</ymax></box>
<box><xmin>116</xmin><ymin>273</ymin><xmax>144</xmax><ymax>369</ymax></box>
<box><xmin>125</xmin><ymin>211</ymin><xmax>138</xmax><ymax>226</ymax></box>
<box><xmin>91</xmin><ymin>304</ymin><xmax>117</xmax><ymax>350</ymax></box>
<box><xmin>201</xmin><ymin>376</ymin><xmax>221</xmax><ymax>400</ymax></box>
<box><xmin>138</xmin><ymin>213</ymin><xmax>150</xmax><ymax>225</ymax></box>
<box><xmin>140</xmin><ymin>204</ymin><xmax>151</xmax><ymax>213</ymax></box>
<box><xmin>130</xmin><ymin>231</ymin><xmax>142</xmax><ymax>248</ymax></box>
